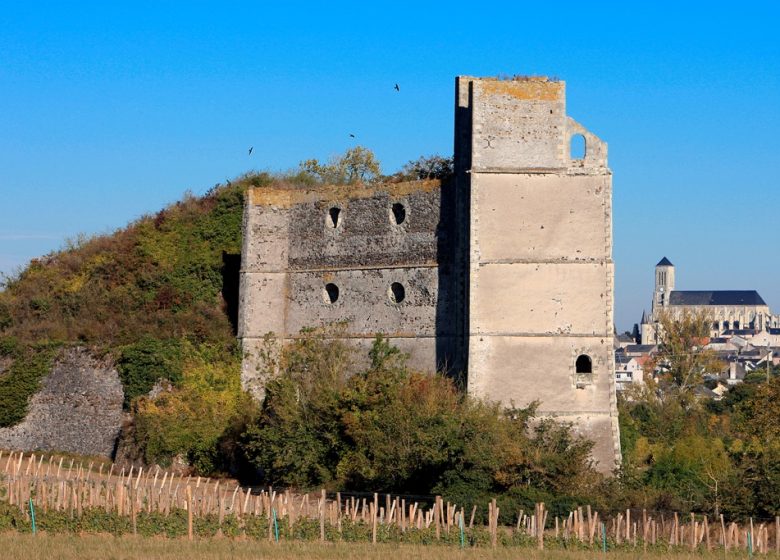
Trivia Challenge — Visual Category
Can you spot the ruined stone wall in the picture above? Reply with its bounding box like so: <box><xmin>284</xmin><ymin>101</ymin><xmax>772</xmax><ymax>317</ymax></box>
<box><xmin>238</xmin><ymin>180</ymin><xmax>464</xmax><ymax>400</ymax></box>
<box><xmin>0</xmin><ymin>348</ymin><xmax>124</xmax><ymax>456</ymax></box>
<box><xmin>456</xmin><ymin>76</ymin><xmax>620</xmax><ymax>471</ymax></box>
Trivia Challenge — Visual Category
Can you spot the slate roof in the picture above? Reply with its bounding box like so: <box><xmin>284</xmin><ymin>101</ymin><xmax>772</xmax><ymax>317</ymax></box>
<box><xmin>669</xmin><ymin>290</ymin><xmax>767</xmax><ymax>306</ymax></box>
<box><xmin>722</xmin><ymin>329</ymin><xmax>758</xmax><ymax>336</ymax></box>
<box><xmin>625</xmin><ymin>344</ymin><xmax>656</xmax><ymax>354</ymax></box>
<box><xmin>656</xmin><ymin>257</ymin><xmax>674</xmax><ymax>267</ymax></box>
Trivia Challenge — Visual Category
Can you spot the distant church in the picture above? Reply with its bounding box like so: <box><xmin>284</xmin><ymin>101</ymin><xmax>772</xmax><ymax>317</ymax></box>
<box><xmin>640</xmin><ymin>257</ymin><xmax>780</xmax><ymax>344</ymax></box>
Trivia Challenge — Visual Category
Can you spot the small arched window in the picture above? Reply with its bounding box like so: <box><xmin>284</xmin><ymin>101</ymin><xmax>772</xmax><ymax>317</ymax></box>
<box><xmin>388</xmin><ymin>282</ymin><xmax>406</xmax><ymax>304</ymax></box>
<box><xmin>575</xmin><ymin>354</ymin><xmax>592</xmax><ymax>374</ymax></box>
<box><xmin>323</xmin><ymin>283</ymin><xmax>339</xmax><ymax>304</ymax></box>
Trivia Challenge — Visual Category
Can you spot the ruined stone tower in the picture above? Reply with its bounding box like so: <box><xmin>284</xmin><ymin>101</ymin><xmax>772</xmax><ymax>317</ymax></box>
<box><xmin>238</xmin><ymin>75</ymin><xmax>620</xmax><ymax>470</ymax></box>
<box><xmin>455</xmin><ymin>76</ymin><xmax>619</xmax><ymax>468</ymax></box>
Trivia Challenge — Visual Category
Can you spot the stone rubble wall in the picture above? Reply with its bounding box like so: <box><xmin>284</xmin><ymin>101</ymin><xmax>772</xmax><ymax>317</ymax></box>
<box><xmin>0</xmin><ymin>347</ymin><xmax>124</xmax><ymax>457</ymax></box>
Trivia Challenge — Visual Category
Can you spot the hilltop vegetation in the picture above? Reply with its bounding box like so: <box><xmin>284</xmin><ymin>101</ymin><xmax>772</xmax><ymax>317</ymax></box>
<box><xmin>0</xmin><ymin>171</ymin><xmax>267</xmax><ymax>472</ymax></box>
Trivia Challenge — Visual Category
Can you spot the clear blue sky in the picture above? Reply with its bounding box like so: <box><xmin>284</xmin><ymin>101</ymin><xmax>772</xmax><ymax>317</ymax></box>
<box><xmin>1</xmin><ymin>2</ymin><xmax>778</xmax><ymax>330</ymax></box>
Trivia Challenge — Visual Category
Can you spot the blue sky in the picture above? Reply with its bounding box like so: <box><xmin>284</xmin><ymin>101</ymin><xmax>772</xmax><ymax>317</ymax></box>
<box><xmin>1</xmin><ymin>1</ymin><xmax>778</xmax><ymax>330</ymax></box>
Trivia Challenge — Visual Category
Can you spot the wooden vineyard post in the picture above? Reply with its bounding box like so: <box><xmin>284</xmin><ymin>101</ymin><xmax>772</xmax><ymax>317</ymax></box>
<box><xmin>131</xmin><ymin>486</ymin><xmax>137</xmax><ymax>535</ymax></box>
<box><xmin>489</xmin><ymin>499</ymin><xmax>497</xmax><ymax>549</ymax></box>
<box><xmin>372</xmin><ymin>493</ymin><xmax>378</xmax><ymax>545</ymax></box>
<box><xmin>537</xmin><ymin>502</ymin><xmax>545</xmax><ymax>550</ymax></box>
<box><xmin>721</xmin><ymin>514</ymin><xmax>727</xmax><ymax>551</ymax></box>
<box><xmin>435</xmin><ymin>496</ymin><xmax>441</xmax><ymax>540</ymax></box>
<box><xmin>320</xmin><ymin>489</ymin><xmax>326</xmax><ymax>542</ymax></box>
<box><xmin>776</xmin><ymin>516</ymin><xmax>780</xmax><ymax>554</ymax></box>
<box><xmin>187</xmin><ymin>485</ymin><xmax>193</xmax><ymax>541</ymax></box>
<box><xmin>336</xmin><ymin>492</ymin><xmax>342</xmax><ymax>536</ymax></box>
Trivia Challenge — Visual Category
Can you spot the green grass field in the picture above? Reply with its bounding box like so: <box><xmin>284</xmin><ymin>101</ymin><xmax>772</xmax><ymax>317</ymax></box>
<box><xmin>0</xmin><ymin>534</ymin><xmax>758</xmax><ymax>560</ymax></box>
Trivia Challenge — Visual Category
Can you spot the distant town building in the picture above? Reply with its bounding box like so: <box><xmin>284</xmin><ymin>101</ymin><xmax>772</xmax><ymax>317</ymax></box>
<box><xmin>640</xmin><ymin>258</ymin><xmax>780</xmax><ymax>344</ymax></box>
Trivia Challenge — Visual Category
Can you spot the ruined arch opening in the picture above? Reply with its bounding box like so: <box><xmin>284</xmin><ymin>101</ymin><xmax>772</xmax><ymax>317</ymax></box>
<box><xmin>323</xmin><ymin>283</ymin><xmax>339</xmax><ymax>304</ymax></box>
<box><xmin>391</xmin><ymin>202</ymin><xmax>406</xmax><ymax>225</ymax></box>
<box><xmin>570</xmin><ymin>134</ymin><xmax>586</xmax><ymax>160</ymax></box>
<box><xmin>326</xmin><ymin>207</ymin><xmax>342</xmax><ymax>229</ymax></box>
<box><xmin>575</xmin><ymin>354</ymin><xmax>592</xmax><ymax>374</ymax></box>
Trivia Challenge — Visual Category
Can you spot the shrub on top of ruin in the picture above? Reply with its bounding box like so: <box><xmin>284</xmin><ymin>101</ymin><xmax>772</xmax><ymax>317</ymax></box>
<box><xmin>298</xmin><ymin>146</ymin><xmax>381</xmax><ymax>185</ymax></box>
<box><xmin>399</xmin><ymin>154</ymin><xmax>454</xmax><ymax>181</ymax></box>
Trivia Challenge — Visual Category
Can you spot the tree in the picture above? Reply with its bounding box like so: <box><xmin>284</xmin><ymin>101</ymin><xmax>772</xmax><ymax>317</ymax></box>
<box><xmin>647</xmin><ymin>309</ymin><xmax>723</xmax><ymax>397</ymax></box>
<box><xmin>299</xmin><ymin>146</ymin><xmax>381</xmax><ymax>185</ymax></box>
<box><xmin>399</xmin><ymin>155</ymin><xmax>453</xmax><ymax>181</ymax></box>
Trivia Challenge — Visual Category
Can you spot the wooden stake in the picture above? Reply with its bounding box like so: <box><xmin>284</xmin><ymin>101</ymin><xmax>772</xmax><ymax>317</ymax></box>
<box><xmin>372</xmin><ymin>493</ymin><xmax>378</xmax><ymax>545</ymax></box>
<box><xmin>320</xmin><ymin>489</ymin><xmax>326</xmax><ymax>541</ymax></box>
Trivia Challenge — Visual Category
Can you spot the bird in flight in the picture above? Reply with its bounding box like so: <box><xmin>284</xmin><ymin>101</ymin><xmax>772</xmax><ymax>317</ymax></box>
<box><xmin>394</xmin><ymin>83</ymin><xmax>400</xmax><ymax>92</ymax></box>
<box><xmin>349</xmin><ymin>134</ymin><xmax>355</xmax><ymax>138</ymax></box>
<box><xmin>248</xmin><ymin>147</ymin><xmax>254</xmax><ymax>155</ymax></box>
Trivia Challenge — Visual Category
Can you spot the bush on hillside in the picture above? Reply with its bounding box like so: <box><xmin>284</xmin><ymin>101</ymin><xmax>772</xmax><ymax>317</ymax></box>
<box><xmin>131</xmin><ymin>343</ymin><xmax>258</xmax><ymax>475</ymax></box>
<box><xmin>0</xmin><ymin>341</ymin><xmax>59</xmax><ymax>427</ymax></box>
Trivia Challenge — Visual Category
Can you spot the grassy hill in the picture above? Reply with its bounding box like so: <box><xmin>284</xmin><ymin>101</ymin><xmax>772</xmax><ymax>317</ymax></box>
<box><xmin>0</xmin><ymin>172</ymin><xmax>275</xmax><ymax>472</ymax></box>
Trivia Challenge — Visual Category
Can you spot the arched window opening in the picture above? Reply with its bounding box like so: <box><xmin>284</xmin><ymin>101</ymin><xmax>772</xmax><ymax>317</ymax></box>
<box><xmin>326</xmin><ymin>207</ymin><xmax>341</xmax><ymax>229</ymax></box>
<box><xmin>713</xmin><ymin>322</ymin><xmax>719</xmax><ymax>331</ymax></box>
<box><xmin>570</xmin><ymin>134</ymin><xmax>586</xmax><ymax>160</ymax></box>
<box><xmin>323</xmin><ymin>283</ymin><xmax>339</xmax><ymax>304</ymax></box>
<box><xmin>389</xmin><ymin>282</ymin><xmax>406</xmax><ymax>304</ymax></box>
<box><xmin>734</xmin><ymin>320</ymin><xmax>740</xmax><ymax>330</ymax></box>
<box><xmin>575</xmin><ymin>354</ymin><xmax>592</xmax><ymax>374</ymax></box>
<box><xmin>391</xmin><ymin>202</ymin><xmax>406</xmax><ymax>225</ymax></box>
<box><xmin>723</xmin><ymin>321</ymin><xmax>730</xmax><ymax>331</ymax></box>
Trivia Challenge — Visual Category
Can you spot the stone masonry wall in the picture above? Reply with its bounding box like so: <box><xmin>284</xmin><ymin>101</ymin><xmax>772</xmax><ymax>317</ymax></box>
<box><xmin>456</xmin><ymin>76</ymin><xmax>620</xmax><ymax>471</ymax></box>
<box><xmin>239</xmin><ymin>180</ymin><xmax>464</xmax><ymax>400</ymax></box>
<box><xmin>0</xmin><ymin>348</ymin><xmax>124</xmax><ymax>456</ymax></box>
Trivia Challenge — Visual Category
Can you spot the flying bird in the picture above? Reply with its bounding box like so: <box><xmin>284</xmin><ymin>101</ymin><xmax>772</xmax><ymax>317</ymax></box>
<box><xmin>349</xmin><ymin>134</ymin><xmax>355</xmax><ymax>138</ymax></box>
<box><xmin>248</xmin><ymin>147</ymin><xmax>254</xmax><ymax>155</ymax></box>
<box><xmin>394</xmin><ymin>83</ymin><xmax>400</xmax><ymax>91</ymax></box>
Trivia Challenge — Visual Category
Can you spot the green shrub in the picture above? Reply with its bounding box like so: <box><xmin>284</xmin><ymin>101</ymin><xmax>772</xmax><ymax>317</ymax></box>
<box><xmin>117</xmin><ymin>337</ymin><xmax>184</xmax><ymax>407</ymax></box>
<box><xmin>0</xmin><ymin>343</ymin><xmax>58</xmax><ymax>427</ymax></box>
<box><xmin>242</xmin><ymin>334</ymin><xmax>599</xmax><ymax>509</ymax></box>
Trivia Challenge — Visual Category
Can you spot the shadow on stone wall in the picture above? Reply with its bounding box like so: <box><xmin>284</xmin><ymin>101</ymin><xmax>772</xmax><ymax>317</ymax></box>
<box><xmin>221</xmin><ymin>251</ymin><xmax>242</xmax><ymax>335</ymax></box>
<box><xmin>435</xmin><ymin>178</ymin><xmax>467</xmax><ymax>382</ymax></box>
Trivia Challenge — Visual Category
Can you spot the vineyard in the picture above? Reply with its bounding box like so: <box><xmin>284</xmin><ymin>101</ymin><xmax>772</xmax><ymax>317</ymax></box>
<box><xmin>1</xmin><ymin>450</ymin><xmax>779</xmax><ymax>555</ymax></box>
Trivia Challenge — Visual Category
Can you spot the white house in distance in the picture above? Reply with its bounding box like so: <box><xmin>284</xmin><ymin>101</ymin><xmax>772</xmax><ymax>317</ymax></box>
<box><xmin>615</xmin><ymin>355</ymin><xmax>644</xmax><ymax>391</ymax></box>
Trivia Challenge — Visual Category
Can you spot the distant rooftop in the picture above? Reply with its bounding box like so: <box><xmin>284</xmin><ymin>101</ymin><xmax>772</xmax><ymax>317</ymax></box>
<box><xmin>625</xmin><ymin>344</ymin><xmax>656</xmax><ymax>353</ymax></box>
<box><xmin>656</xmin><ymin>257</ymin><xmax>674</xmax><ymax>267</ymax></box>
<box><xmin>669</xmin><ymin>290</ymin><xmax>766</xmax><ymax>306</ymax></box>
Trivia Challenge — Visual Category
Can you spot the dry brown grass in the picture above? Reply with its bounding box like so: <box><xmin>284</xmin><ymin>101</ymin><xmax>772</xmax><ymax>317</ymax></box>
<box><xmin>0</xmin><ymin>533</ymin><xmax>751</xmax><ymax>560</ymax></box>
